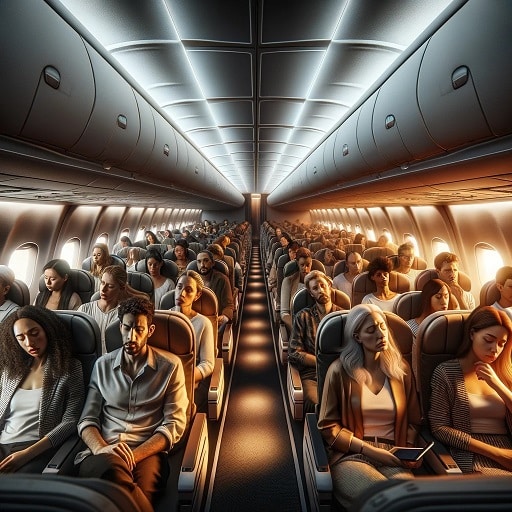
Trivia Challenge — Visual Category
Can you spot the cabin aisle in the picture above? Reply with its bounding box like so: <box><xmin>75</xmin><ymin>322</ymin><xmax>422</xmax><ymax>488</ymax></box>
<box><xmin>205</xmin><ymin>244</ymin><xmax>305</xmax><ymax>511</ymax></box>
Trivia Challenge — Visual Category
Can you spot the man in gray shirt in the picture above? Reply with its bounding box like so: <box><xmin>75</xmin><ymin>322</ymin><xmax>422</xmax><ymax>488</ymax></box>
<box><xmin>76</xmin><ymin>297</ymin><xmax>188</xmax><ymax>512</ymax></box>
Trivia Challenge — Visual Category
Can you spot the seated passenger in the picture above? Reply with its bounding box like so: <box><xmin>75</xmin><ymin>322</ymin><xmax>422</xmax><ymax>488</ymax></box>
<box><xmin>145</xmin><ymin>249</ymin><xmax>175</xmax><ymax>309</ymax></box>
<box><xmin>318</xmin><ymin>304</ymin><xmax>421</xmax><ymax>509</ymax></box>
<box><xmin>89</xmin><ymin>243</ymin><xmax>114</xmax><ymax>292</ymax></box>
<box><xmin>171</xmin><ymin>270</ymin><xmax>215</xmax><ymax>410</ymax></box>
<box><xmin>0</xmin><ymin>306</ymin><xmax>84</xmax><ymax>473</ymax></box>
<box><xmin>268</xmin><ymin>240</ymin><xmax>299</xmax><ymax>292</ymax></box>
<box><xmin>353</xmin><ymin>233</ymin><xmax>366</xmax><ymax>251</ymax></box>
<box><xmin>0</xmin><ymin>265</ymin><xmax>20</xmax><ymax>322</ymax></box>
<box><xmin>434</xmin><ymin>251</ymin><xmax>476</xmax><ymax>310</ymax></box>
<box><xmin>196</xmin><ymin>250</ymin><xmax>233</xmax><ymax>331</ymax></box>
<box><xmin>395</xmin><ymin>243</ymin><xmax>422</xmax><ymax>288</ymax></box>
<box><xmin>280</xmin><ymin>247</ymin><xmax>313</xmax><ymax>332</ymax></box>
<box><xmin>377</xmin><ymin>234</ymin><xmax>398</xmax><ymax>253</ymax></box>
<box><xmin>173</xmin><ymin>239</ymin><xmax>191</xmax><ymax>278</ymax></box>
<box><xmin>78</xmin><ymin>266</ymin><xmax>149</xmax><ymax>354</ymax></box>
<box><xmin>332</xmin><ymin>251</ymin><xmax>363</xmax><ymax>302</ymax></box>
<box><xmin>35</xmin><ymin>259</ymin><xmax>81</xmax><ymax>311</ymax></box>
<box><xmin>288</xmin><ymin>271</ymin><xmax>344</xmax><ymax>414</ymax></box>
<box><xmin>75</xmin><ymin>297</ymin><xmax>187</xmax><ymax>511</ymax></box>
<box><xmin>429</xmin><ymin>306</ymin><xmax>512</xmax><ymax>474</ymax></box>
<box><xmin>125</xmin><ymin>247</ymin><xmax>143</xmax><ymax>272</ymax></box>
<box><xmin>492</xmin><ymin>266</ymin><xmax>512</xmax><ymax>320</ymax></box>
<box><xmin>144</xmin><ymin>230</ymin><xmax>159</xmax><ymax>246</ymax></box>
<box><xmin>362</xmin><ymin>256</ymin><xmax>401</xmax><ymax>312</ymax></box>
<box><xmin>112</xmin><ymin>235</ymin><xmax>133</xmax><ymax>256</ymax></box>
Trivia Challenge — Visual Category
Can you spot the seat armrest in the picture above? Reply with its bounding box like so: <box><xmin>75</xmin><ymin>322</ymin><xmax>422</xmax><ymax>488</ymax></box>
<box><xmin>419</xmin><ymin>427</ymin><xmax>462</xmax><ymax>474</ymax></box>
<box><xmin>289</xmin><ymin>364</ymin><xmax>302</xmax><ymax>390</ymax></box>
<box><xmin>43</xmin><ymin>435</ymin><xmax>84</xmax><ymax>475</ymax></box>
<box><xmin>208</xmin><ymin>358</ymin><xmax>225</xmax><ymax>420</ymax></box>
<box><xmin>221</xmin><ymin>323</ymin><xmax>233</xmax><ymax>364</ymax></box>
<box><xmin>305</xmin><ymin>413</ymin><xmax>329</xmax><ymax>472</ymax></box>
<box><xmin>180</xmin><ymin>413</ymin><xmax>208</xmax><ymax>473</ymax></box>
<box><xmin>278</xmin><ymin>322</ymin><xmax>289</xmax><ymax>365</ymax></box>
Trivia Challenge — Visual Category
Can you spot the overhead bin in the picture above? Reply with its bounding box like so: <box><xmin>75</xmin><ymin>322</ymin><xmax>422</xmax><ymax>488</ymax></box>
<box><xmin>373</xmin><ymin>44</ymin><xmax>443</xmax><ymax>165</ymax></box>
<box><xmin>306</xmin><ymin>141</ymin><xmax>329</xmax><ymax>189</ymax></box>
<box><xmin>124</xmin><ymin>91</ymin><xmax>156</xmax><ymax>172</ymax></box>
<box><xmin>329</xmin><ymin>108</ymin><xmax>373</xmax><ymax>182</ymax></box>
<box><xmin>416</xmin><ymin>0</ymin><xmax>510</xmax><ymax>150</ymax></box>
<box><xmin>70</xmin><ymin>41</ymin><xmax>140</xmax><ymax>165</ymax></box>
<box><xmin>356</xmin><ymin>92</ymin><xmax>385</xmax><ymax>171</ymax></box>
<box><xmin>0</xmin><ymin>0</ymin><xmax>94</xmax><ymax>148</ymax></box>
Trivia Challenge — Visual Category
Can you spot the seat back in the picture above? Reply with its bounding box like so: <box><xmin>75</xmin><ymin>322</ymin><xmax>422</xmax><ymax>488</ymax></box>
<box><xmin>332</xmin><ymin>258</ymin><xmax>369</xmax><ymax>278</ymax></box>
<box><xmin>54</xmin><ymin>310</ymin><xmax>101</xmax><ymax>386</ymax></box>
<box><xmin>126</xmin><ymin>271</ymin><xmax>154</xmax><ymax>298</ymax></box>
<box><xmin>351</xmin><ymin>271</ymin><xmax>410</xmax><ymax>306</ymax></box>
<box><xmin>393</xmin><ymin>290</ymin><xmax>422</xmax><ymax>321</ymax></box>
<box><xmin>6</xmin><ymin>278</ymin><xmax>30</xmax><ymax>306</ymax></box>
<box><xmin>291</xmin><ymin>287</ymin><xmax>351</xmax><ymax>316</ymax></box>
<box><xmin>388</xmin><ymin>254</ymin><xmax>428</xmax><ymax>271</ymax></box>
<box><xmin>39</xmin><ymin>268</ymin><xmax>96</xmax><ymax>304</ymax></box>
<box><xmin>82</xmin><ymin>254</ymin><xmax>126</xmax><ymax>272</ymax></box>
<box><xmin>363</xmin><ymin>246</ymin><xmax>396</xmax><ymax>261</ymax></box>
<box><xmin>115</xmin><ymin>246</ymin><xmax>147</xmax><ymax>260</ymax></box>
<box><xmin>163</xmin><ymin>248</ymin><xmax>196</xmax><ymax>262</ymax></box>
<box><xmin>136</xmin><ymin>258</ymin><xmax>179</xmax><ymax>284</ymax></box>
<box><xmin>186</xmin><ymin>259</ymin><xmax>228</xmax><ymax>277</ymax></box>
<box><xmin>283</xmin><ymin>258</ymin><xmax>326</xmax><ymax>278</ymax></box>
<box><xmin>342</xmin><ymin>243</ymin><xmax>364</xmax><ymax>256</ymax></box>
<box><xmin>415</xmin><ymin>268</ymin><xmax>472</xmax><ymax>292</ymax></box>
<box><xmin>415</xmin><ymin>310</ymin><xmax>471</xmax><ymax>416</ymax></box>
<box><xmin>105</xmin><ymin>310</ymin><xmax>196</xmax><ymax>423</ymax></box>
<box><xmin>188</xmin><ymin>242</ymin><xmax>203</xmax><ymax>255</ymax></box>
<box><xmin>479</xmin><ymin>279</ymin><xmax>500</xmax><ymax>306</ymax></box>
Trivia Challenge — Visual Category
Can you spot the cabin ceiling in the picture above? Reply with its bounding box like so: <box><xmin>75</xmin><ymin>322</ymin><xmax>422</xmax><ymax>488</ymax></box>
<box><xmin>51</xmin><ymin>0</ymin><xmax>456</xmax><ymax>198</ymax></box>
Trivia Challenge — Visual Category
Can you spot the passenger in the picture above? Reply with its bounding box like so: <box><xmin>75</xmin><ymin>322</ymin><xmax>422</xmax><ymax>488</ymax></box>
<box><xmin>491</xmin><ymin>266</ymin><xmax>512</xmax><ymax>320</ymax></box>
<box><xmin>196</xmin><ymin>250</ymin><xmax>233</xmax><ymax>332</ymax></box>
<box><xmin>112</xmin><ymin>235</ymin><xmax>133</xmax><ymax>255</ymax></box>
<box><xmin>145</xmin><ymin>249</ymin><xmax>175</xmax><ymax>309</ymax></box>
<box><xmin>377</xmin><ymin>234</ymin><xmax>399</xmax><ymax>253</ymax></box>
<box><xmin>0</xmin><ymin>265</ymin><xmax>20</xmax><ymax>322</ymax></box>
<box><xmin>429</xmin><ymin>306</ymin><xmax>512</xmax><ymax>474</ymax></box>
<box><xmin>395</xmin><ymin>243</ymin><xmax>421</xmax><ymax>288</ymax></box>
<box><xmin>280</xmin><ymin>247</ymin><xmax>313</xmax><ymax>332</ymax></box>
<box><xmin>78</xmin><ymin>266</ymin><xmax>149</xmax><ymax>354</ymax></box>
<box><xmin>35</xmin><ymin>259</ymin><xmax>82</xmax><ymax>311</ymax></box>
<box><xmin>144</xmin><ymin>230</ymin><xmax>159</xmax><ymax>246</ymax></box>
<box><xmin>353</xmin><ymin>233</ymin><xmax>367</xmax><ymax>251</ymax></box>
<box><xmin>125</xmin><ymin>247</ymin><xmax>143</xmax><ymax>272</ymax></box>
<box><xmin>208</xmin><ymin>243</ymin><xmax>235</xmax><ymax>291</ymax></box>
<box><xmin>434</xmin><ymin>252</ymin><xmax>476</xmax><ymax>310</ymax></box>
<box><xmin>362</xmin><ymin>256</ymin><xmax>401</xmax><ymax>312</ymax></box>
<box><xmin>75</xmin><ymin>297</ymin><xmax>187</xmax><ymax>511</ymax></box>
<box><xmin>268</xmin><ymin>240</ymin><xmax>300</xmax><ymax>293</ymax></box>
<box><xmin>318</xmin><ymin>304</ymin><xmax>421</xmax><ymax>509</ymax></box>
<box><xmin>0</xmin><ymin>305</ymin><xmax>84</xmax><ymax>473</ymax></box>
<box><xmin>172</xmin><ymin>270</ymin><xmax>215</xmax><ymax>410</ymax></box>
<box><xmin>332</xmin><ymin>250</ymin><xmax>363</xmax><ymax>302</ymax></box>
<box><xmin>89</xmin><ymin>243</ymin><xmax>113</xmax><ymax>292</ymax></box>
<box><xmin>181</xmin><ymin>229</ymin><xmax>198</xmax><ymax>243</ymax></box>
<box><xmin>173</xmin><ymin>239</ymin><xmax>191</xmax><ymax>277</ymax></box>
<box><xmin>288</xmin><ymin>271</ymin><xmax>344</xmax><ymax>414</ymax></box>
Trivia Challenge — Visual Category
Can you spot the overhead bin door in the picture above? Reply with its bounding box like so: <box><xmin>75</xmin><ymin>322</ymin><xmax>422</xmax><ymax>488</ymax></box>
<box><xmin>329</xmin><ymin>107</ymin><xmax>373</xmax><ymax>184</ymax></box>
<box><xmin>0</xmin><ymin>1</ymin><xmax>94</xmax><ymax>147</ymax></box>
<box><xmin>373</xmin><ymin>44</ymin><xmax>443</xmax><ymax>165</ymax></box>
<box><xmin>306</xmin><ymin>141</ymin><xmax>329</xmax><ymax>189</ymax></box>
<box><xmin>124</xmin><ymin>91</ymin><xmax>156</xmax><ymax>172</ymax></box>
<box><xmin>356</xmin><ymin>92</ymin><xmax>385</xmax><ymax>171</ymax></box>
<box><xmin>70</xmin><ymin>42</ymin><xmax>140</xmax><ymax>166</ymax></box>
<box><xmin>417</xmin><ymin>0</ymin><xmax>504</xmax><ymax>150</ymax></box>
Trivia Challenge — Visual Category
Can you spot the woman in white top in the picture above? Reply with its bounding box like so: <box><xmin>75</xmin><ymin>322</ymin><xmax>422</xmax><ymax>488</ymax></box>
<box><xmin>78</xmin><ymin>266</ymin><xmax>149</xmax><ymax>353</ymax></box>
<box><xmin>145</xmin><ymin>249</ymin><xmax>175</xmax><ymax>309</ymax></box>
<box><xmin>172</xmin><ymin>270</ymin><xmax>215</xmax><ymax>410</ymax></box>
<box><xmin>362</xmin><ymin>256</ymin><xmax>400</xmax><ymax>312</ymax></box>
<box><xmin>0</xmin><ymin>305</ymin><xmax>84</xmax><ymax>472</ymax></box>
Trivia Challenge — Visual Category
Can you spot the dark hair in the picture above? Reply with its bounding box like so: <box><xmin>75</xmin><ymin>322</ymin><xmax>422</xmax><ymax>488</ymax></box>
<box><xmin>496</xmin><ymin>266</ymin><xmax>512</xmax><ymax>285</ymax></box>
<box><xmin>434</xmin><ymin>252</ymin><xmax>460</xmax><ymax>271</ymax></box>
<box><xmin>295</xmin><ymin>247</ymin><xmax>312</xmax><ymax>261</ymax></box>
<box><xmin>197</xmin><ymin>250</ymin><xmax>214</xmax><ymax>263</ymax></box>
<box><xmin>353</xmin><ymin>233</ymin><xmax>366</xmax><ymax>245</ymax></box>
<box><xmin>91</xmin><ymin>243</ymin><xmax>112</xmax><ymax>277</ymax></box>
<box><xmin>398</xmin><ymin>242</ymin><xmax>414</xmax><ymax>256</ymax></box>
<box><xmin>118</xmin><ymin>297</ymin><xmax>155</xmax><ymax>325</ymax></box>
<box><xmin>145</xmin><ymin>231</ymin><xmax>159</xmax><ymax>245</ymax></box>
<box><xmin>419</xmin><ymin>279</ymin><xmax>457</xmax><ymax>314</ymax></box>
<box><xmin>366</xmin><ymin>256</ymin><xmax>392</xmax><ymax>278</ymax></box>
<box><xmin>145</xmin><ymin>249</ymin><xmax>164</xmax><ymax>265</ymax></box>
<box><xmin>0</xmin><ymin>305</ymin><xmax>73</xmax><ymax>379</ymax></box>
<box><xmin>120</xmin><ymin>236</ymin><xmax>132</xmax><ymax>245</ymax></box>
<box><xmin>175</xmin><ymin>238</ymin><xmax>189</xmax><ymax>250</ymax></box>
<box><xmin>35</xmin><ymin>259</ymin><xmax>76</xmax><ymax>310</ymax></box>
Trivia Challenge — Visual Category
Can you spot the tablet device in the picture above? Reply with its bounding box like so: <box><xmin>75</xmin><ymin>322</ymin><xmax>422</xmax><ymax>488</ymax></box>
<box><xmin>390</xmin><ymin>441</ymin><xmax>435</xmax><ymax>461</ymax></box>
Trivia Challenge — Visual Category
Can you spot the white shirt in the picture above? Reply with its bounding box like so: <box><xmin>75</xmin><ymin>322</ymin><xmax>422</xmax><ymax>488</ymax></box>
<box><xmin>332</xmin><ymin>273</ymin><xmax>353</xmax><ymax>300</ymax></box>
<box><xmin>362</xmin><ymin>293</ymin><xmax>401</xmax><ymax>312</ymax></box>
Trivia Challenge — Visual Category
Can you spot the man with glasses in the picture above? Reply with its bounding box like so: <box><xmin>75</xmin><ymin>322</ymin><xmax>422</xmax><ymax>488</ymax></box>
<box><xmin>395</xmin><ymin>243</ymin><xmax>421</xmax><ymax>287</ymax></box>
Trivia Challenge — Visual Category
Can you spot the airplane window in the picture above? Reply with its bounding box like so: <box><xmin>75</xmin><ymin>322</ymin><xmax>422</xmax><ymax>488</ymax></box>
<box><xmin>120</xmin><ymin>228</ymin><xmax>130</xmax><ymax>238</ymax></box>
<box><xmin>96</xmin><ymin>233</ymin><xmax>108</xmax><ymax>245</ymax></box>
<box><xmin>382</xmin><ymin>228</ymin><xmax>394</xmax><ymax>243</ymax></box>
<box><xmin>8</xmin><ymin>243</ymin><xmax>37</xmax><ymax>287</ymax></box>
<box><xmin>136</xmin><ymin>227</ymin><xmax>146</xmax><ymax>241</ymax></box>
<box><xmin>432</xmin><ymin>237</ymin><xmax>450</xmax><ymax>257</ymax></box>
<box><xmin>366</xmin><ymin>228</ymin><xmax>376</xmax><ymax>241</ymax></box>
<box><xmin>475</xmin><ymin>243</ymin><xmax>503</xmax><ymax>285</ymax></box>
<box><xmin>60</xmin><ymin>238</ymin><xmax>81</xmax><ymax>269</ymax></box>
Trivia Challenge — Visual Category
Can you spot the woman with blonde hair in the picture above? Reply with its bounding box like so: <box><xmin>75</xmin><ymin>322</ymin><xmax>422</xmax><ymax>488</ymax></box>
<box><xmin>318</xmin><ymin>304</ymin><xmax>421</xmax><ymax>509</ymax></box>
<box><xmin>78</xmin><ymin>266</ymin><xmax>148</xmax><ymax>353</ymax></box>
<box><xmin>89</xmin><ymin>243</ymin><xmax>113</xmax><ymax>292</ymax></box>
<box><xmin>429</xmin><ymin>306</ymin><xmax>512</xmax><ymax>474</ymax></box>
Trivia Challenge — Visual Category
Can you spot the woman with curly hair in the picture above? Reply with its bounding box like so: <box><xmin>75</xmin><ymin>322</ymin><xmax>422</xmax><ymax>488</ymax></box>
<box><xmin>0</xmin><ymin>305</ymin><xmax>84</xmax><ymax>472</ymax></box>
